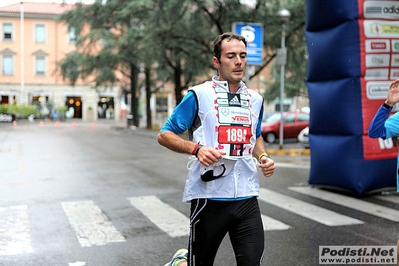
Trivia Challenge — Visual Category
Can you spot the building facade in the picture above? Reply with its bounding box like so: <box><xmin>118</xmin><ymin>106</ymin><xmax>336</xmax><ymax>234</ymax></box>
<box><xmin>0</xmin><ymin>2</ymin><xmax>121</xmax><ymax>121</ymax></box>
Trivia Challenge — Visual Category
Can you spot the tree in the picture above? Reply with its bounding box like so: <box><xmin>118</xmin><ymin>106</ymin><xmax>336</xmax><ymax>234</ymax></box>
<box><xmin>191</xmin><ymin>0</ymin><xmax>307</xmax><ymax>103</ymax></box>
<box><xmin>57</xmin><ymin>0</ymin><xmax>154</xmax><ymax>127</ymax></box>
<box><xmin>258</xmin><ymin>0</ymin><xmax>307</xmax><ymax>103</ymax></box>
<box><xmin>143</xmin><ymin>0</ymin><xmax>213</xmax><ymax>105</ymax></box>
<box><xmin>57</xmin><ymin>0</ymin><xmax>307</xmax><ymax>128</ymax></box>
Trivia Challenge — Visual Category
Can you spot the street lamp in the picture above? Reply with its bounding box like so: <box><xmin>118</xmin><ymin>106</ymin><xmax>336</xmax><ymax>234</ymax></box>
<box><xmin>276</xmin><ymin>8</ymin><xmax>291</xmax><ymax>149</ymax></box>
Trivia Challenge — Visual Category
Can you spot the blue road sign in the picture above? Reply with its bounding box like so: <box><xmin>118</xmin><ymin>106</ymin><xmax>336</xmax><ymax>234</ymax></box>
<box><xmin>233</xmin><ymin>22</ymin><xmax>263</xmax><ymax>65</ymax></box>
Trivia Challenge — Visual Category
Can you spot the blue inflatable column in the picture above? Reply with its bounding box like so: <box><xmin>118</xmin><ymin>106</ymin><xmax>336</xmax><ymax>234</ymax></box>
<box><xmin>305</xmin><ymin>0</ymin><xmax>397</xmax><ymax>194</ymax></box>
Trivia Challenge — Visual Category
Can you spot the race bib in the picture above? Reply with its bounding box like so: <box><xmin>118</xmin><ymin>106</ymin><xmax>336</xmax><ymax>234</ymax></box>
<box><xmin>218</xmin><ymin>125</ymin><xmax>252</xmax><ymax>144</ymax></box>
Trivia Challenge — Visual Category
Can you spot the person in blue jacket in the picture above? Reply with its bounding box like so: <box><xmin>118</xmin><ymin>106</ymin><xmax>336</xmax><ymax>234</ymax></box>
<box><xmin>368</xmin><ymin>79</ymin><xmax>399</xmax><ymax>262</ymax></box>
<box><xmin>368</xmin><ymin>78</ymin><xmax>399</xmax><ymax>192</ymax></box>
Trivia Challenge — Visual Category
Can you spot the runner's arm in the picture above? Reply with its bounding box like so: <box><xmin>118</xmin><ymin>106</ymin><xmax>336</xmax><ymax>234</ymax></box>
<box><xmin>157</xmin><ymin>91</ymin><xmax>198</xmax><ymax>155</ymax></box>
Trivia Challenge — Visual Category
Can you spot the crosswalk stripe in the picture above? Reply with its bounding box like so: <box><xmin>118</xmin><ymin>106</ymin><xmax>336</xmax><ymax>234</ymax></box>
<box><xmin>61</xmin><ymin>201</ymin><xmax>126</xmax><ymax>247</ymax></box>
<box><xmin>129</xmin><ymin>196</ymin><xmax>291</xmax><ymax>234</ymax></box>
<box><xmin>275</xmin><ymin>162</ymin><xmax>310</xmax><ymax>169</ymax></box>
<box><xmin>374</xmin><ymin>194</ymin><xmax>399</xmax><ymax>205</ymax></box>
<box><xmin>128</xmin><ymin>195</ymin><xmax>190</xmax><ymax>237</ymax></box>
<box><xmin>261</xmin><ymin>214</ymin><xmax>291</xmax><ymax>231</ymax></box>
<box><xmin>289</xmin><ymin>187</ymin><xmax>399</xmax><ymax>222</ymax></box>
<box><xmin>259</xmin><ymin>188</ymin><xmax>364</xmax><ymax>226</ymax></box>
<box><xmin>0</xmin><ymin>205</ymin><xmax>33</xmax><ymax>255</ymax></box>
<box><xmin>3</xmin><ymin>189</ymin><xmax>396</xmax><ymax>255</ymax></box>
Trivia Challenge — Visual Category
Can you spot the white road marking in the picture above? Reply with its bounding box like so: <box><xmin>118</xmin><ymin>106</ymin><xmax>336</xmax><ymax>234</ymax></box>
<box><xmin>259</xmin><ymin>188</ymin><xmax>364</xmax><ymax>226</ymax></box>
<box><xmin>0</xmin><ymin>205</ymin><xmax>33</xmax><ymax>255</ymax></box>
<box><xmin>289</xmin><ymin>187</ymin><xmax>399</xmax><ymax>222</ymax></box>
<box><xmin>275</xmin><ymin>162</ymin><xmax>310</xmax><ymax>169</ymax></box>
<box><xmin>68</xmin><ymin>262</ymin><xmax>87</xmax><ymax>266</ymax></box>
<box><xmin>374</xmin><ymin>194</ymin><xmax>399</xmax><ymax>205</ymax></box>
<box><xmin>129</xmin><ymin>196</ymin><xmax>291</xmax><ymax>234</ymax></box>
<box><xmin>61</xmin><ymin>200</ymin><xmax>125</xmax><ymax>247</ymax></box>
<box><xmin>128</xmin><ymin>195</ymin><xmax>189</xmax><ymax>237</ymax></box>
<box><xmin>261</xmin><ymin>214</ymin><xmax>291</xmax><ymax>231</ymax></box>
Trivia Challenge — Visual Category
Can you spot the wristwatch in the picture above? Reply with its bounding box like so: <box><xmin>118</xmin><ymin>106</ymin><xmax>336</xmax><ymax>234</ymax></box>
<box><xmin>383</xmin><ymin>103</ymin><xmax>393</xmax><ymax>110</ymax></box>
<box><xmin>258</xmin><ymin>152</ymin><xmax>272</xmax><ymax>163</ymax></box>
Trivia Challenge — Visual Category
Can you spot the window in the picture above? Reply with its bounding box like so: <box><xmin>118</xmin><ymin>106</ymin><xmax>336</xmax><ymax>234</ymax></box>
<box><xmin>3</xmin><ymin>23</ymin><xmax>12</xmax><ymax>41</ymax></box>
<box><xmin>68</xmin><ymin>27</ymin><xmax>77</xmax><ymax>43</ymax></box>
<box><xmin>35</xmin><ymin>24</ymin><xmax>46</xmax><ymax>43</ymax></box>
<box><xmin>298</xmin><ymin>113</ymin><xmax>310</xmax><ymax>122</ymax></box>
<box><xmin>284</xmin><ymin>114</ymin><xmax>295</xmax><ymax>123</ymax></box>
<box><xmin>33</xmin><ymin>49</ymin><xmax>48</xmax><ymax>76</ymax></box>
<box><xmin>2</xmin><ymin>55</ymin><xmax>13</xmax><ymax>75</ymax></box>
<box><xmin>35</xmin><ymin>56</ymin><xmax>45</xmax><ymax>76</ymax></box>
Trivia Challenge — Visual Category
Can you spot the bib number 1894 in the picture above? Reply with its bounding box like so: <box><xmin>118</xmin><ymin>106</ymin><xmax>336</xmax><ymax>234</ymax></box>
<box><xmin>218</xmin><ymin>125</ymin><xmax>252</xmax><ymax>144</ymax></box>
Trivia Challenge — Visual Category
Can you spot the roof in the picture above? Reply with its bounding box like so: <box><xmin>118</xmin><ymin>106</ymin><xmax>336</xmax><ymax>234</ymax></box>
<box><xmin>0</xmin><ymin>2</ymin><xmax>75</xmax><ymax>15</ymax></box>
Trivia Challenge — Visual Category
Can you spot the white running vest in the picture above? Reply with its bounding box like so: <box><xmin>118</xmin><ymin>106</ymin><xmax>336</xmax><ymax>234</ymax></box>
<box><xmin>182</xmin><ymin>76</ymin><xmax>264</xmax><ymax>202</ymax></box>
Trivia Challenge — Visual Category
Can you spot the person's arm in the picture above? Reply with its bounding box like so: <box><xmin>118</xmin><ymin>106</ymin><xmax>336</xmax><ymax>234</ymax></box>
<box><xmin>252</xmin><ymin>105</ymin><xmax>275</xmax><ymax>177</ymax></box>
<box><xmin>253</xmin><ymin>136</ymin><xmax>275</xmax><ymax>177</ymax></box>
<box><xmin>158</xmin><ymin>130</ymin><xmax>199</xmax><ymax>155</ymax></box>
<box><xmin>157</xmin><ymin>91</ymin><xmax>198</xmax><ymax>154</ymax></box>
<box><xmin>252</xmin><ymin>104</ymin><xmax>268</xmax><ymax>160</ymax></box>
<box><xmin>252</xmin><ymin>135</ymin><xmax>269</xmax><ymax>161</ymax></box>
<box><xmin>368</xmin><ymin>105</ymin><xmax>391</xmax><ymax>139</ymax></box>
<box><xmin>157</xmin><ymin>91</ymin><xmax>225</xmax><ymax>167</ymax></box>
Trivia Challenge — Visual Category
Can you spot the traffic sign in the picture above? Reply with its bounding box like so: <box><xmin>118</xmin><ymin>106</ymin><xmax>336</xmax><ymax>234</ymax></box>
<box><xmin>233</xmin><ymin>22</ymin><xmax>263</xmax><ymax>65</ymax></box>
<box><xmin>276</xmin><ymin>48</ymin><xmax>287</xmax><ymax>66</ymax></box>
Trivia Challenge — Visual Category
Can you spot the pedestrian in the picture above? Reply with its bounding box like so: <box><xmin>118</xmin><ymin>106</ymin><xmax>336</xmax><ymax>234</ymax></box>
<box><xmin>367</xmin><ymin>78</ymin><xmax>399</xmax><ymax>263</ymax></box>
<box><xmin>158</xmin><ymin>32</ymin><xmax>275</xmax><ymax>266</ymax></box>
<box><xmin>368</xmin><ymin>78</ymin><xmax>399</xmax><ymax>191</ymax></box>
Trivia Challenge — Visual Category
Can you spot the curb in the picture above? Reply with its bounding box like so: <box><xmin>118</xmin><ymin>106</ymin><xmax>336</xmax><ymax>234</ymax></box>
<box><xmin>267</xmin><ymin>149</ymin><xmax>310</xmax><ymax>156</ymax></box>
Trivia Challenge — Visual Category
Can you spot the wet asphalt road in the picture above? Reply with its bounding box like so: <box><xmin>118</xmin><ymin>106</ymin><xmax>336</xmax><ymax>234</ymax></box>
<box><xmin>0</xmin><ymin>120</ymin><xmax>397</xmax><ymax>266</ymax></box>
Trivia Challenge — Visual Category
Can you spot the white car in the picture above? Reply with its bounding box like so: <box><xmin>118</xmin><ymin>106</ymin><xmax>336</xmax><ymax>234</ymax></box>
<box><xmin>297</xmin><ymin>126</ymin><xmax>309</xmax><ymax>148</ymax></box>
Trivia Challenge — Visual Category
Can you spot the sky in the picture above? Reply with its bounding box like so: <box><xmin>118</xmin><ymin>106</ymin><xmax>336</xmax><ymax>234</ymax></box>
<box><xmin>0</xmin><ymin>0</ymin><xmax>95</xmax><ymax>7</ymax></box>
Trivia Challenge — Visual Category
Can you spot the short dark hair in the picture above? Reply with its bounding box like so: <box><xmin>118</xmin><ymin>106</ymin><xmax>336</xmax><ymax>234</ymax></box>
<box><xmin>213</xmin><ymin>32</ymin><xmax>247</xmax><ymax>61</ymax></box>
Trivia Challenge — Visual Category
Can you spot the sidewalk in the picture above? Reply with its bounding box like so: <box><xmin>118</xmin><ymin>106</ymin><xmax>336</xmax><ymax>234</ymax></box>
<box><xmin>4</xmin><ymin>118</ymin><xmax>310</xmax><ymax>157</ymax></box>
<box><xmin>265</xmin><ymin>141</ymin><xmax>310</xmax><ymax>156</ymax></box>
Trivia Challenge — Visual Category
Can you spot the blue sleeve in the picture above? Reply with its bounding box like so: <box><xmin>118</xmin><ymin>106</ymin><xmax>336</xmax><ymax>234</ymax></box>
<box><xmin>384</xmin><ymin>112</ymin><xmax>399</xmax><ymax>139</ymax></box>
<box><xmin>256</xmin><ymin>104</ymin><xmax>264</xmax><ymax>138</ymax></box>
<box><xmin>159</xmin><ymin>91</ymin><xmax>197</xmax><ymax>134</ymax></box>
<box><xmin>368</xmin><ymin>105</ymin><xmax>391</xmax><ymax>139</ymax></box>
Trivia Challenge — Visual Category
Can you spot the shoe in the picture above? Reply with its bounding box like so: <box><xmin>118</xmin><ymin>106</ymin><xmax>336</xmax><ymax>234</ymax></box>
<box><xmin>164</xmin><ymin>248</ymin><xmax>188</xmax><ymax>266</ymax></box>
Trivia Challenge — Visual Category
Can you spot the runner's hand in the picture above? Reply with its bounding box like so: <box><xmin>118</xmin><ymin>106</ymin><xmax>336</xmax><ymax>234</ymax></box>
<box><xmin>197</xmin><ymin>146</ymin><xmax>226</xmax><ymax>167</ymax></box>
<box><xmin>386</xmin><ymin>79</ymin><xmax>399</xmax><ymax>106</ymax></box>
<box><xmin>259</xmin><ymin>157</ymin><xmax>275</xmax><ymax>178</ymax></box>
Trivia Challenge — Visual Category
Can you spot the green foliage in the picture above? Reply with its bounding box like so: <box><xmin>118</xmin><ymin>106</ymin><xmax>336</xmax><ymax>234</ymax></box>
<box><xmin>55</xmin><ymin>105</ymin><xmax>68</xmax><ymax>112</ymax></box>
<box><xmin>57</xmin><ymin>52</ymin><xmax>82</xmax><ymax>85</ymax></box>
<box><xmin>0</xmin><ymin>105</ymin><xmax>8</xmax><ymax>114</ymax></box>
<box><xmin>6</xmin><ymin>105</ymin><xmax>38</xmax><ymax>118</ymax></box>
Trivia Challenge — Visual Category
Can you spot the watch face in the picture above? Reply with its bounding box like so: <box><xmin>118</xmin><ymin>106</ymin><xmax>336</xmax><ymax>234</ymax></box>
<box><xmin>383</xmin><ymin>103</ymin><xmax>393</xmax><ymax>109</ymax></box>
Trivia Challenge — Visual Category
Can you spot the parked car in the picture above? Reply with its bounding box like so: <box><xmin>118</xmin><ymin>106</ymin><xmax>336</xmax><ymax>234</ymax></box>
<box><xmin>261</xmin><ymin>111</ymin><xmax>310</xmax><ymax>143</ymax></box>
<box><xmin>297</xmin><ymin>126</ymin><xmax>309</xmax><ymax>148</ymax></box>
<box><xmin>262</xmin><ymin>111</ymin><xmax>274</xmax><ymax>121</ymax></box>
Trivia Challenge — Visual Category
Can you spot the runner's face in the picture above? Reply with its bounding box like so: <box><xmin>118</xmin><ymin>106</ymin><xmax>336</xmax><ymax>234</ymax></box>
<box><xmin>213</xmin><ymin>39</ymin><xmax>247</xmax><ymax>84</ymax></box>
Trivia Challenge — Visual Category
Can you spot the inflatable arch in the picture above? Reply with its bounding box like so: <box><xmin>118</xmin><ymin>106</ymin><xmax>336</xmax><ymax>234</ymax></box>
<box><xmin>305</xmin><ymin>0</ymin><xmax>399</xmax><ymax>194</ymax></box>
